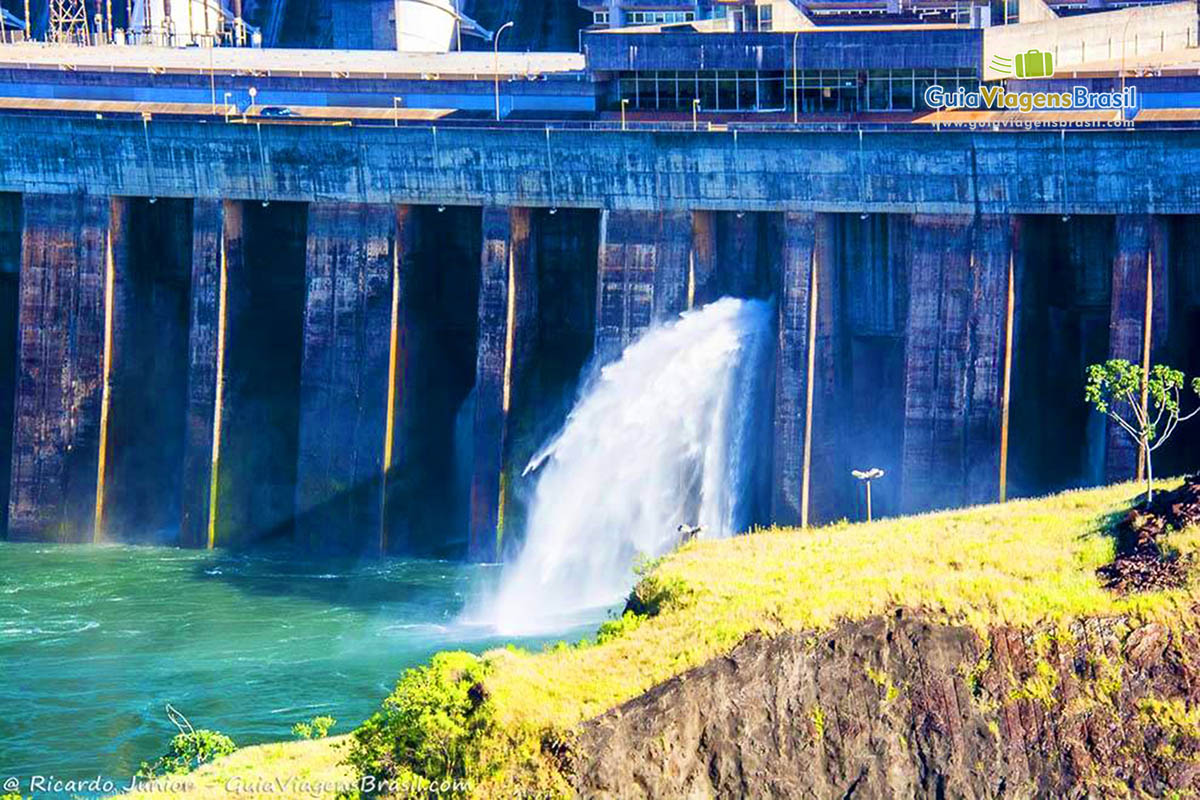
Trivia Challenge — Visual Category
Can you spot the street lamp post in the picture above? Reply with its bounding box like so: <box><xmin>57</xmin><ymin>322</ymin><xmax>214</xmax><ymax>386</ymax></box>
<box><xmin>494</xmin><ymin>21</ymin><xmax>514</xmax><ymax>122</ymax></box>
<box><xmin>223</xmin><ymin>91</ymin><xmax>232</xmax><ymax>121</ymax></box>
<box><xmin>620</xmin><ymin>98</ymin><xmax>628</xmax><ymax>131</ymax></box>
<box><xmin>1120</xmin><ymin>12</ymin><xmax>1137</xmax><ymax>101</ymax></box>
<box><xmin>393</xmin><ymin>96</ymin><xmax>403</xmax><ymax>128</ymax></box>
<box><xmin>852</xmin><ymin>468</ymin><xmax>885</xmax><ymax>522</ymax></box>
<box><xmin>247</xmin><ymin>86</ymin><xmax>257</xmax><ymax>118</ymax></box>
<box><xmin>692</xmin><ymin>98</ymin><xmax>700</xmax><ymax>131</ymax></box>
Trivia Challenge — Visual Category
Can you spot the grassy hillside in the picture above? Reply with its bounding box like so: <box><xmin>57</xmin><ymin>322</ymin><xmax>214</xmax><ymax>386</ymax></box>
<box><xmin>480</xmin><ymin>480</ymin><xmax>1197</xmax><ymax>734</ymax></box>
<box><xmin>126</xmin><ymin>480</ymin><xmax>1200</xmax><ymax>798</ymax></box>
<box><xmin>122</xmin><ymin>737</ymin><xmax>352</xmax><ymax>799</ymax></box>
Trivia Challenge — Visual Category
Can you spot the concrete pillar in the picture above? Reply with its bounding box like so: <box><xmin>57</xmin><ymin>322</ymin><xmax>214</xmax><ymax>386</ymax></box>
<box><xmin>378</xmin><ymin>206</ymin><xmax>421</xmax><ymax>555</ymax></box>
<box><xmin>771</xmin><ymin>211</ymin><xmax>817</xmax><ymax>527</ymax></box>
<box><xmin>294</xmin><ymin>202</ymin><xmax>399</xmax><ymax>554</ymax></box>
<box><xmin>468</xmin><ymin>206</ymin><xmax>538</xmax><ymax>563</ymax></box>
<box><xmin>690</xmin><ymin>210</ymin><xmax>719</xmax><ymax>308</ymax></box>
<box><xmin>9</xmin><ymin>193</ymin><xmax>112</xmax><ymax>542</ymax></box>
<box><xmin>808</xmin><ymin>214</ymin><xmax>846</xmax><ymax>522</ymax></box>
<box><xmin>966</xmin><ymin>215</ymin><xmax>1014</xmax><ymax>505</ymax></box>
<box><xmin>901</xmin><ymin>214</ymin><xmax>1011</xmax><ymax>513</ymax></box>
<box><xmin>0</xmin><ymin>195</ymin><xmax>20</xmax><ymax>539</ymax></box>
<box><xmin>595</xmin><ymin>209</ymin><xmax>692</xmax><ymax>364</ymax></box>
<box><xmin>180</xmin><ymin>199</ymin><xmax>235</xmax><ymax>549</ymax></box>
<box><xmin>1106</xmin><ymin>214</ymin><xmax>1170</xmax><ymax>482</ymax></box>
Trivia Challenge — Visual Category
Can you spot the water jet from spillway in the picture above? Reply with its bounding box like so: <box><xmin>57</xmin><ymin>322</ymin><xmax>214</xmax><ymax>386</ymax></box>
<box><xmin>484</xmin><ymin>297</ymin><xmax>775</xmax><ymax>634</ymax></box>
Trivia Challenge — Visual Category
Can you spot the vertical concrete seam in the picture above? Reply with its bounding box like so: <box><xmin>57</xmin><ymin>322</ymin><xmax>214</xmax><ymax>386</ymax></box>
<box><xmin>496</xmin><ymin>213</ymin><xmax>519</xmax><ymax>554</ymax></box>
<box><xmin>205</xmin><ymin>223</ymin><xmax>229</xmax><ymax>550</ymax></box>
<box><xmin>999</xmin><ymin>248</ymin><xmax>1016</xmax><ymax>503</ymax></box>
<box><xmin>92</xmin><ymin>205</ymin><xmax>117</xmax><ymax>544</ymax></box>
<box><xmin>962</xmin><ymin>229</ymin><xmax>977</xmax><ymax>504</ymax></box>
<box><xmin>801</xmin><ymin>247</ymin><xmax>817</xmax><ymax>529</ymax></box>
<box><xmin>380</xmin><ymin>211</ymin><xmax>402</xmax><ymax>556</ymax></box>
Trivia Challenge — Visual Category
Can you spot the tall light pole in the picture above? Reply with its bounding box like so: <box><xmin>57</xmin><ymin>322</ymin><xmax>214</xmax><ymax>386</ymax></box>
<box><xmin>1120</xmin><ymin>11</ymin><xmax>1137</xmax><ymax>99</ymax></box>
<box><xmin>620</xmin><ymin>97</ymin><xmax>628</xmax><ymax>130</ymax></box>
<box><xmin>692</xmin><ymin>97</ymin><xmax>700</xmax><ymax>131</ymax></box>
<box><xmin>393</xmin><ymin>96</ymin><xmax>402</xmax><ymax>128</ymax></box>
<box><xmin>494</xmin><ymin>21</ymin><xmax>514</xmax><ymax>122</ymax></box>
<box><xmin>792</xmin><ymin>31</ymin><xmax>800</xmax><ymax>124</ymax></box>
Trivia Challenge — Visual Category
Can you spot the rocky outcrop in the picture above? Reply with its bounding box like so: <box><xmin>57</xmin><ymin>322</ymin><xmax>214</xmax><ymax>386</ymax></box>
<box><xmin>572</xmin><ymin>610</ymin><xmax>1200</xmax><ymax>799</ymax></box>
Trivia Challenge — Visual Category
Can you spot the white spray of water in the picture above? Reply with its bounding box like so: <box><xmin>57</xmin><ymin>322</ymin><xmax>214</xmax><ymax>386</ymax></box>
<box><xmin>485</xmin><ymin>297</ymin><xmax>775</xmax><ymax>634</ymax></box>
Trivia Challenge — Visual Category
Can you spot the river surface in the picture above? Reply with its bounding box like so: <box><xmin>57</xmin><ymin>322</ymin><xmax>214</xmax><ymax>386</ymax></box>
<box><xmin>0</xmin><ymin>541</ymin><xmax>593</xmax><ymax>788</ymax></box>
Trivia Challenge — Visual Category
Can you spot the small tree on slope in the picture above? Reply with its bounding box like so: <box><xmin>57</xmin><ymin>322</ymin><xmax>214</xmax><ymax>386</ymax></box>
<box><xmin>1085</xmin><ymin>359</ymin><xmax>1200</xmax><ymax>503</ymax></box>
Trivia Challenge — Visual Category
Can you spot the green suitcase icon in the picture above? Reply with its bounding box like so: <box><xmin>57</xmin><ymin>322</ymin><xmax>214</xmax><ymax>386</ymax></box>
<box><xmin>1014</xmin><ymin>49</ymin><xmax>1053</xmax><ymax>78</ymax></box>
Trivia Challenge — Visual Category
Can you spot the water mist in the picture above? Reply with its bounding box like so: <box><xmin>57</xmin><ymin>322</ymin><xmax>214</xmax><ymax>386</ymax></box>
<box><xmin>485</xmin><ymin>297</ymin><xmax>775</xmax><ymax>634</ymax></box>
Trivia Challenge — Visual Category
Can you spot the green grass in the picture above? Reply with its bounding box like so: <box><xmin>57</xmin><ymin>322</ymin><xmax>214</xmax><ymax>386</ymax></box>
<box><xmin>119</xmin><ymin>736</ymin><xmax>350</xmax><ymax>799</ymax></box>
<box><xmin>123</xmin><ymin>479</ymin><xmax>1200</xmax><ymax>797</ymax></box>
<box><xmin>482</xmin><ymin>480</ymin><xmax>1199</xmax><ymax>735</ymax></box>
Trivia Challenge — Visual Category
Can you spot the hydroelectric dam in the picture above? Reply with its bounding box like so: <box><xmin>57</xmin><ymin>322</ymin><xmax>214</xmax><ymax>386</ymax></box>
<box><xmin>3</xmin><ymin>34</ymin><xmax>1200</xmax><ymax>562</ymax></box>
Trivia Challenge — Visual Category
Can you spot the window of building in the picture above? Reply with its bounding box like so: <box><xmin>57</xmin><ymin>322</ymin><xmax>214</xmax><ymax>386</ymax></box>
<box><xmin>610</xmin><ymin>67</ymin><xmax>978</xmax><ymax>115</ymax></box>
<box><xmin>593</xmin><ymin>10</ymin><xmax>609</xmax><ymax>24</ymax></box>
<box><xmin>757</xmin><ymin>4</ymin><xmax>772</xmax><ymax>31</ymax></box>
<box><xmin>626</xmin><ymin>10</ymin><xmax>696</xmax><ymax>24</ymax></box>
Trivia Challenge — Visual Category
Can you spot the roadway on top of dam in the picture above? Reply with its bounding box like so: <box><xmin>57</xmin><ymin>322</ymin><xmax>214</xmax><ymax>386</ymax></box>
<box><xmin>0</xmin><ymin>42</ymin><xmax>587</xmax><ymax>78</ymax></box>
<box><xmin>1</xmin><ymin>111</ymin><xmax>1198</xmax><ymax>214</ymax></box>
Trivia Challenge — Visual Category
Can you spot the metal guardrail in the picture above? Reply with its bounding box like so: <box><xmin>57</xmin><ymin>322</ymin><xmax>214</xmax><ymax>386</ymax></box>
<box><xmin>0</xmin><ymin>102</ymin><xmax>1184</xmax><ymax>133</ymax></box>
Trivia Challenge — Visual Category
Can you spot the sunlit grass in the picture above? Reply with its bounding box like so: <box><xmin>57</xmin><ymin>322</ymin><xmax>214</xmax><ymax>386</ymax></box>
<box><xmin>485</xmin><ymin>479</ymin><xmax>1200</xmax><ymax>731</ymax></box>
<box><xmin>120</xmin><ymin>736</ymin><xmax>350</xmax><ymax>799</ymax></box>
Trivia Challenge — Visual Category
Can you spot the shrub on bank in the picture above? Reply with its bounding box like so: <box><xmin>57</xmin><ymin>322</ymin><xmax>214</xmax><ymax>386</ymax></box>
<box><xmin>293</xmin><ymin>715</ymin><xmax>337</xmax><ymax>740</ymax></box>
<box><xmin>344</xmin><ymin>650</ymin><xmax>575</xmax><ymax>798</ymax></box>
<box><xmin>136</xmin><ymin>730</ymin><xmax>236</xmax><ymax>778</ymax></box>
<box><xmin>345</xmin><ymin>652</ymin><xmax>494</xmax><ymax>797</ymax></box>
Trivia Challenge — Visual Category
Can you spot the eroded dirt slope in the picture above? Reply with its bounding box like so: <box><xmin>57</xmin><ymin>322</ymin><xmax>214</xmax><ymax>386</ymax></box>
<box><xmin>573</xmin><ymin>610</ymin><xmax>1200</xmax><ymax>798</ymax></box>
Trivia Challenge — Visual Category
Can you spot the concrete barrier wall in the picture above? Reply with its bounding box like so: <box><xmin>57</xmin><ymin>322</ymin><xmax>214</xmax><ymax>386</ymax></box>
<box><xmin>3</xmin><ymin>116</ymin><xmax>1200</xmax><ymax>214</ymax></box>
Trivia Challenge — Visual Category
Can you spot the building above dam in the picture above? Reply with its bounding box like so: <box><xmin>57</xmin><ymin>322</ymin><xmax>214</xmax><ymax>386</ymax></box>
<box><xmin>0</xmin><ymin>0</ymin><xmax>1198</xmax><ymax>558</ymax></box>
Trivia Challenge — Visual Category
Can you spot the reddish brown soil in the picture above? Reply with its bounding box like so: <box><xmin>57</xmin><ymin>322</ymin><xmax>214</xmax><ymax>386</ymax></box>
<box><xmin>1097</xmin><ymin>475</ymin><xmax>1200</xmax><ymax>593</ymax></box>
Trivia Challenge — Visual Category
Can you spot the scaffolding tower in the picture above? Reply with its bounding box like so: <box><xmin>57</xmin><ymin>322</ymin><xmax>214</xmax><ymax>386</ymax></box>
<box><xmin>49</xmin><ymin>0</ymin><xmax>91</xmax><ymax>42</ymax></box>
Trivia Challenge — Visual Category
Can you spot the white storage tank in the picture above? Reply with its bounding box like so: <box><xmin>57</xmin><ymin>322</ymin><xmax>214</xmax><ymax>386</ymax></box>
<box><xmin>128</xmin><ymin>0</ymin><xmax>227</xmax><ymax>43</ymax></box>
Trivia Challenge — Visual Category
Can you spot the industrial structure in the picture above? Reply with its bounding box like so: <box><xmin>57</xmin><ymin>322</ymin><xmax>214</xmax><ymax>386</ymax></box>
<box><xmin>0</xmin><ymin>0</ymin><xmax>1197</xmax><ymax>560</ymax></box>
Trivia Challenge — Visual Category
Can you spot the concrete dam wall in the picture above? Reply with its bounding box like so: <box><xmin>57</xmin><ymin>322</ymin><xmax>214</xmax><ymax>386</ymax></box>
<box><xmin>1</xmin><ymin>118</ymin><xmax>1199</xmax><ymax>558</ymax></box>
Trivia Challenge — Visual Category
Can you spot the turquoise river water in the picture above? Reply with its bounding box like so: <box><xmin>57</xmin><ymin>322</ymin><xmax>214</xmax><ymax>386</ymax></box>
<box><xmin>0</xmin><ymin>541</ymin><xmax>593</xmax><ymax>788</ymax></box>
